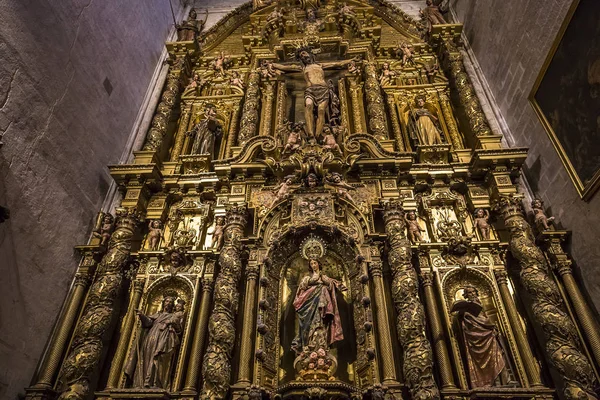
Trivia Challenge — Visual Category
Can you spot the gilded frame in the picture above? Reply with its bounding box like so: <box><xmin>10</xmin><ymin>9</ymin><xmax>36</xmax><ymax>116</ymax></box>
<box><xmin>529</xmin><ymin>0</ymin><xmax>600</xmax><ymax>200</ymax></box>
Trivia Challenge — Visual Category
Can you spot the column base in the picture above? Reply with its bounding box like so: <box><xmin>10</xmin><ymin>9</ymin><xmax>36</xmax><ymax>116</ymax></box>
<box><xmin>24</xmin><ymin>386</ymin><xmax>55</xmax><ymax>400</ymax></box>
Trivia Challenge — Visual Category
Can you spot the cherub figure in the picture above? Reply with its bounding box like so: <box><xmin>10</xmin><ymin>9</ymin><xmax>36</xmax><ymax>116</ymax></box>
<box><xmin>185</xmin><ymin>72</ymin><xmax>203</xmax><ymax>92</ymax></box>
<box><xmin>473</xmin><ymin>209</ymin><xmax>491</xmax><ymax>240</ymax></box>
<box><xmin>174</xmin><ymin>299</ymin><xmax>186</xmax><ymax>327</ymax></box>
<box><xmin>397</xmin><ymin>42</ymin><xmax>415</xmax><ymax>66</ymax></box>
<box><xmin>273</xmin><ymin>176</ymin><xmax>295</xmax><ymax>204</ymax></box>
<box><xmin>266</xmin><ymin>7</ymin><xmax>284</xmax><ymax>24</ymax></box>
<box><xmin>326</xmin><ymin>172</ymin><xmax>356</xmax><ymax>203</ymax></box>
<box><xmin>211</xmin><ymin>51</ymin><xmax>231</xmax><ymax>76</ymax></box>
<box><xmin>338</xmin><ymin>2</ymin><xmax>355</xmax><ymax>17</ymax></box>
<box><xmin>259</xmin><ymin>59</ymin><xmax>281</xmax><ymax>79</ymax></box>
<box><xmin>283</xmin><ymin>123</ymin><xmax>305</xmax><ymax>154</ymax></box>
<box><xmin>423</xmin><ymin>59</ymin><xmax>439</xmax><ymax>83</ymax></box>
<box><xmin>95</xmin><ymin>213</ymin><xmax>114</xmax><ymax>247</ymax></box>
<box><xmin>379</xmin><ymin>62</ymin><xmax>397</xmax><ymax>86</ymax></box>
<box><xmin>229</xmin><ymin>71</ymin><xmax>245</xmax><ymax>91</ymax></box>
<box><xmin>405</xmin><ymin>210</ymin><xmax>425</xmax><ymax>243</ymax></box>
<box><xmin>322</xmin><ymin>125</ymin><xmax>341</xmax><ymax>153</ymax></box>
<box><xmin>167</xmin><ymin>248</ymin><xmax>186</xmax><ymax>275</ymax></box>
<box><xmin>306</xmin><ymin>173</ymin><xmax>319</xmax><ymax>188</ymax></box>
<box><xmin>347</xmin><ymin>59</ymin><xmax>361</xmax><ymax>75</ymax></box>
<box><xmin>209</xmin><ymin>216</ymin><xmax>225</xmax><ymax>250</ymax></box>
<box><xmin>148</xmin><ymin>220</ymin><xmax>163</xmax><ymax>251</ymax></box>
<box><xmin>532</xmin><ymin>198</ymin><xmax>555</xmax><ymax>232</ymax></box>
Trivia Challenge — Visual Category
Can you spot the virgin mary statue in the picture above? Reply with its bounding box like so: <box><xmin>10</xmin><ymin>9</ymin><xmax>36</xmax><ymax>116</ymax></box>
<box><xmin>291</xmin><ymin>259</ymin><xmax>345</xmax><ymax>355</ymax></box>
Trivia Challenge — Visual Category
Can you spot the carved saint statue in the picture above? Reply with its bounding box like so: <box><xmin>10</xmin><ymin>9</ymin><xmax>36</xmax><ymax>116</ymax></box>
<box><xmin>452</xmin><ymin>285</ymin><xmax>512</xmax><ymax>388</ymax></box>
<box><xmin>420</xmin><ymin>0</ymin><xmax>447</xmax><ymax>33</ymax></box>
<box><xmin>292</xmin><ymin>259</ymin><xmax>346</xmax><ymax>355</ymax></box>
<box><xmin>473</xmin><ymin>209</ymin><xmax>491</xmax><ymax>240</ymax></box>
<box><xmin>272</xmin><ymin>45</ymin><xmax>354</xmax><ymax>139</ymax></box>
<box><xmin>176</xmin><ymin>8</ymin><xmax>206</xmax><ymax>42</ymax></box>
<box><xmin>126</xmin><ymin>296</ymin><xmax>184</xmax><ymax>389</ymax></box>
<box><xmin>409</xmin><ymin>95</ymin><xmax>444</xmax><ymax>145</ymax></box>
<box><xmin>187</xmin><ymin>104</ymin><xmax>222</xmax><ymax>157</ymax></box>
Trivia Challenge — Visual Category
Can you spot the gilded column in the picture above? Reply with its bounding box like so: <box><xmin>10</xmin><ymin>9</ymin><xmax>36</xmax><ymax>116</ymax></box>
<box><xmin>260</xmin><ymin>81</ymin><xmax>275</xmax><ymax>137</ymax></box>
<box><xmin>236</xmin><ymin>264</ymin><xmax>260</xmax><ymax>385</ymax></box>
<box><xmin>386</xmin><ymin>96</ymin><xmax>405</xmax><ymax>151</ymax></box>
<box><xmin>105</xmin><ymin>279</ymin><xmax>145</xmax><ymax>388</ymax></box>
<box><xmin>183</xmin><ymin>276</ymin><xmax>215</xmax><ymax>392</ymax></box>
<box><xmin>238</xmin><ymin>71</ymin><xmax>261</xmax><ymax>146</ymax></box>
<box><xmin>368</xmin><ymin>261</ymin><xmax>398</xmax><ymax>384</ymax></box>
<box><xmin>420</xmin><ymin>269</ymin><xmax>456</xmax><ymax>389</ymax></box>
<box><xmin>56</xmin><ymin>208</ymin><xmax>140</xmax><ymax>400</ymax></box>
<box><xmin>33</xmin><ymin>271</ymin><xmax>92</xmax><ymax>389</ymax></box>
<box><xmin>275</xmin><ymin>79</ymin><xmax>287</xmax><ymax>128</ymax></box>
<box><xmin>348</xmin><ymin>77</ymin><xmax>366</xmax><ymax>133</ymax></box>
<box><xmin>438</xmin><ymin>90</ymin><xmax>463</xmax><ymax>149</ymax></box>
<box><xmin>171</xmin><ymin>103</ymin><xmax>193</xmax><ymax>160</ymax></box>
<box><xmin>142</xmin><ymin>56</ymin><xmax>187</xmax><ymax>152</ymax></box>
<box><xmin>363</xmin><ymin>62</ymin><xmax>389</xmax><ymax>142</ymax></box>
<box><xmin>225</xmin><ymin>100</ymin><xmax>242</xmax><ymax>158</ymax></box>
<box><xmin>201</xmin><ymin>204</ymin><xmax>248</xmax><ymax>399</ymax></box>
<box><xmin>437</xmin><ymin>38</ymin><xmax>492</xmax><ymax>138</ymax></box>
<box><xmin>494</xmin><ymin>270</ymin><xmax>543</xmax><ymax>387</ymax></box>
<box><xmin>382</xmin><ymin>199</ymin><xmax>439</xmax><ymax>399</ymax></box>
<box><xmin>496</xmin><ymin>195</ymin><xmax>598</xmax><ymax>399</ymax></box>
<box><xmin>338</xmin><ymin>78</ymin><xmax>351</xmax><ymax>134</ymax></box>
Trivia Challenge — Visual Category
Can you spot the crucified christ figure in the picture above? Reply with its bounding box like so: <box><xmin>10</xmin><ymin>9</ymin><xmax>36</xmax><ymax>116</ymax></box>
<box><xmin>272</xmin><ymin>47</ymin><xmax>356</xmax><ymax>139</ymax></box>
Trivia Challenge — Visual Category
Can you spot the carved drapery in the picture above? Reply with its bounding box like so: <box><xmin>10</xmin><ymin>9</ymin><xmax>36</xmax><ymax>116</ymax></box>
<box><xmin>238</xmin><ymin>71</ymin><xmax>261</xmax><ymax>146</ymax></box>
<box><xmin>201</xmin><ymin>204</ymin><xmax>248</xmax><ymax>399</ymax></box>
<box><xmin>437</xmin><ymin>39</ymin><xmax>493</xmax><ymax>139</ymax></box>
<box><xmin>56</xmin><ymin>208</ymin><xmax>139</xmax><ymax>400</ymax></box>
<box><xmin>496</xmin><ymin>195</ymin><xmax>598</xmax><ymax>399</ymax></box>
<box><xmin>143</xmin><ymin>57</ymin><xmax>186</xmax><ymax>152</ymax></box>
<box><xmin>382</xmin><ymin>200</ymin><xmax>439</xmax><ymax>400</ymax></box>
<box><xmin>364</xmin><ymin>62</ymin><xmax>389</xmax><ymax>142</ymax></box>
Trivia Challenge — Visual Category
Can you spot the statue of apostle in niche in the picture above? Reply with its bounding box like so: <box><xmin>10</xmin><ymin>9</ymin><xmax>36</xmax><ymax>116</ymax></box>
<box><xmin>125</xmin><ymin>296</ymin><xmax>184</xmax><ymax>389</ymax></box>
<box><xmin>451</xmin><ymin>285</ymin><xmax>513</xmax><ymax>388</ymax></box>
<box><xmin>408</xmin><ymin>95</ymin><xmax>444</xmax><ymax>145</ymax></box>
<box><xmin>187</xmin><ymin>104</ymin><xmax>222</xmax><ymax>157</ymax></box>
<box><xmin>271</xmin><ymin>45</ymin><xmax>356</xmax><ymax>140</ymax></box>
<box><xmin>176</xmin><ymin>8</ymin><xmax>206</xmax><ymax>42</ymax></box>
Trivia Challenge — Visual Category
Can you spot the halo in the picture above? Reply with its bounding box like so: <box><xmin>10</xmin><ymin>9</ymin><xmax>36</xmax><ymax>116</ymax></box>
<box><xmin>300</xmin><ymin>234</ymin><xmax>327</xmax><ymax>260</ymax></box>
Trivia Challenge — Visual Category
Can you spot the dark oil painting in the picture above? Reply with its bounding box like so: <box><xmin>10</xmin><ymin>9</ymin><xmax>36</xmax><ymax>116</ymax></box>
<box><xmin>533</xmin><ymin>0</ymin><xmax>600</xmax><ymax>195</ymax></box>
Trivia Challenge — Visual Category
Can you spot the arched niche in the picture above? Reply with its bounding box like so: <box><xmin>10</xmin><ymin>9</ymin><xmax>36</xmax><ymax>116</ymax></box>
<box><xmin>122</xmin><ymin>275</ymin><xmax>195</xmax><ymax>391</ymax></box>
<box><xmin>256</xmin><ymin>224</ymin><xmax>374</xmax><ymax>393</ymax></box>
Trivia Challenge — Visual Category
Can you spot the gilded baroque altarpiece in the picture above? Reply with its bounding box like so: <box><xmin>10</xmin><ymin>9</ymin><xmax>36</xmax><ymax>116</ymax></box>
<box><xmin>25</xmin><ymin>1</ymin><xmax>600</xmax><ymax>400</ymax></box>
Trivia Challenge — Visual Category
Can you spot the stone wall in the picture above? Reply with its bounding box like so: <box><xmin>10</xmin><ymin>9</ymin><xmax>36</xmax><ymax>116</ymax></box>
<box><xmin>451</xmin><ymin>0</ymin><xmax>600</xmax><ymax>312</ymax></box>
<box><xmin>0</xmin><ymin>1</ymin><xmax>185</xmax><ymax>398</ymax></box>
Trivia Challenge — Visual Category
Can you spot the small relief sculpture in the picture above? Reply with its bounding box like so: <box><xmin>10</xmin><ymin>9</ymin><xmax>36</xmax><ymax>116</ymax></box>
<box><xmin>187</xmin><ymin>104</ymin><xmax>222</xmax><ymax>157</ymax></box>
<box><xmin>94</xmin><ymin>213</ymin><xmax>115</xmax><ymax>247</ymax></box>
<box><xmin>173</xmin><ymin>228</ymin><xmax>196</xmax><ymax>248</ymax></box>
<box><xmin>396</xmin><ymin>42</ymin><xmax>416</xmax><ymax>67</ymax></box>
<box><xmin>325</xmin><ymin>172</ymin><xmax>356</xmax><ymax>203</ymax></box>
<box><xmin>185</xmin><ymin>72</ymin><xmax>205</xmax><ymax>93</ymax></box>
<box><xmin>451</xmin><ymin>285</ymin><xmax>513</xmax><ymax>388</ymax></box>
<box><xmin>209</xmin><ymin>216</ymin><xmax>225</xmax><ymax>250</ymax></box>
<box><xmin>303</xmin><ymin>9</ymin><xmax>324</xmax><ymax>39</ymax></box>
<box><xmin>420</xmin><ymin>0</ymin><xmax>447</xmax><ymax>33</ymax></box>
<box><xmin>306</xmin><ymin>172</ymin><xmax>319</xmax><ymax>188</ymax></box>
<box><xmin>165</xmin><ymin>247</ymin><xmax>187</xmax><ymax>275</ymax></box>
<box><xmin>408</xmin><ymin>95</ymin><xmax>444</xmax><ymax>145</ymax></box>
<box><xmin>531</xmin><ymin>198</ymin><xmax>554</xmax><ymax>232</ymax></box>
<box><xmin>423</xmin><ymin>59</ymin><xmax>439</xmax><ymax>83</ymax></box>
<box><xmin>292</xmin><ymin>258</ymin><xmax>346</xmax><ymax>379</ymax></box>
<box><xmin>347</xmin><ymin>59</ymin><xmax>361</xmax><ymax>75</ymax></box>
<box><xmin>321</xmin><ymin>125</ymin><xmax>341</xmax><ymax>153</ymax></box>
<box><xmin>210</xmin><ymin>51</ymin><xmax>231</xmax><ymax>77</ymax></box>
<box><xmin>176</xmin><ymin>8</ymin><xmax>206</xmax><ymax>42</ymax></box>
<box><xmin>282</xmin><ymin>122</ymin><xmax>306</xmax><ymax>154</ymax></box>
<box><xmin>258</xmin><ymin>59</ymin><xmax>281</xmax><ymax>79</ymax></box>
<box><xmin>125</xmin><ymin>296</ymin><xmax>184</xmax><ymax>389</ymax></box>
<box><xmin>147</xmin><ymin>220</ymin><xmax>163</xmax><ymax>251</ymax></box>
<box><xmin>266</xmin><ymin>7</ymin><xmax>284</xmax><ymax>24</ymax></box>
<box><xmin>378</xmin><ymin>62</ymin><xmax>397</xmax><ymax>86</ymax></box>
<box><xmin>473</xmin><ymin>209</ymin><xmax>491</xmax><ymax>240</ymax></box>
<box><xmin>229</xmin><ymin>71</ymin><xmax>245</xmax><ymax>92</ymax></box>
<box><xmin>405</xmin><ymin>210</ymin><xmax>426</xmax><ymax>243</ymax></box>
<box><xmin>338</xmin><ymin>2</ymin><xmax>355</xmax><ymax>17</ymax></box>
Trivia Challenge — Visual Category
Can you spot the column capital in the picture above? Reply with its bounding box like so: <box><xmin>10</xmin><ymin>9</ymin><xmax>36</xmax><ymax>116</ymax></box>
<box><xmin>494</xmin><ymin>269</ymin><xmax>509</xmax><ymax>285</ymax></box>
<box><xmin>368</xmin><ymin>261</ymin><xmax>383</xmax><ymax>278</ymax></box>
<box><xmin>420</xmin><ymin>271</ymin><xmax>434</xmax><ymax>288</ymax></box>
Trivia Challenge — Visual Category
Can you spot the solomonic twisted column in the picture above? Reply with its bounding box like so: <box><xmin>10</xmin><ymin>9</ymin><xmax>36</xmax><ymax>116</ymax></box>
<box><xmin>382</xmin><ymin>199</ymin><xmax>439</xmax><ymax>400</ymax></box>
<box><xmin>495</xmin><ymin>195</ymin><xmax>598</xmax><ymax>399</ymax></box>
<box><xmin>56</xmin><ymin>208</ymin><xmax>140</xmax><ymax>400</ymax></box>
<box><xmin>202</xmin><ymin>204</ymin><xmax>248</xmax><ymax>399</ymax></box>
<box><xmin>364</xmin><ymin>62</ymin><xmax>389</xmax><ymax>142</ymax></box>
<box><xmin>237</xmin><ymin>71</ymin><xmax>261</xmax><ymax>146</ymax></box>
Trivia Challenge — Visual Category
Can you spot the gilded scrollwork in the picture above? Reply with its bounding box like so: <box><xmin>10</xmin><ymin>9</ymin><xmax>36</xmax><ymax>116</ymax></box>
<box><xmin>382</xmin><ymin>199</ymin><xmax>439</xmax><ymax>400</ymax></box>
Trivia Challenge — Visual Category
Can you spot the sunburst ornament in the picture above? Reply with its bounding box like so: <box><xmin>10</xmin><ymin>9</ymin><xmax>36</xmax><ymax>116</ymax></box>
<box><xmin>300</xmin><ymin>234</ymin><xmax>327</xmax><ymax>260</ymax></box>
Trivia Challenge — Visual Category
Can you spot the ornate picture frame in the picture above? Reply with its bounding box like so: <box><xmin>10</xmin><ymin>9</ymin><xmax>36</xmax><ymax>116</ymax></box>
<box><xmin>529</xmin><ymin>0</ymin><xmax>600</xmax><ymax>200</ymax></box>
